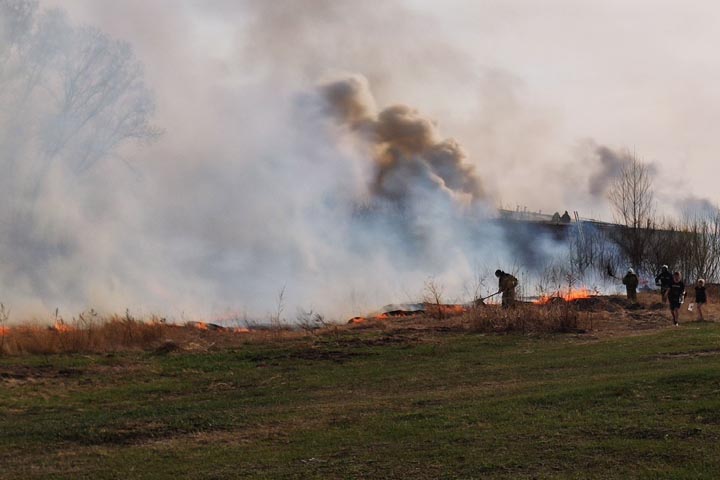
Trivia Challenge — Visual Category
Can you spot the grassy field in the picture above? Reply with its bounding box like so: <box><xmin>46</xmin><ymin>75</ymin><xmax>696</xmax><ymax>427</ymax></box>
<box><xmin>2</xmin><ymin>316</ymin><xmax>720</xmax><ymax>479</ymax></box>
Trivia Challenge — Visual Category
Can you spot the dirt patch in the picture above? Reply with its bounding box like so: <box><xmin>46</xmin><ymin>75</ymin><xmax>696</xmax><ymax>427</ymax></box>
<box><xmin>248</xmin><ymin>347</ymin><xmax>373</xmax><ymax>366</ymax></box>
<box><xmin>0</xmin><ymin>365</ymin><xmax>84</xmax><ymax>381</ymax></box>
<box><xmin>654</xmin><ymin>348</ymin><xmax>720</xmax><ymax>359</ymax></box>
<box><xmin>336</xmin><ymin>334</ymin><xmax>421</xmax><ymax>347</ymax></box>
<box><xmin>289</xmin><ymin>348</ymin><xmax>369</xmax><ymax>362</ymax></box>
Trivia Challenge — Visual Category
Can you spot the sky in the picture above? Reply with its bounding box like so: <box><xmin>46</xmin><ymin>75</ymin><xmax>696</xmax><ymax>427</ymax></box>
<box><xmin>42</xmin><ymin>0</ymin><xmax>720</xmax><ymax>219</ymax></box>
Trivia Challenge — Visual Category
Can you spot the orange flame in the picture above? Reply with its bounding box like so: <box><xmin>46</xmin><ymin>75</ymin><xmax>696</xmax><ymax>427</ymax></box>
<box><xmin>348</xmin><ymin>314</ymin><xmax>391</xmax><ymax>324</ymax></box>
<box><xmin>0</xmin><ymin>325</ymin><xmax>9</xmax><ymax>336</ymax></box>
<box><xmin>52</xmin><ymin>320</ymin><xmax>73</xmax><ymax>333</ymax></box>
<box><xmin>535</xmin><ymin>288</ymin><xmax>593</xmax><ymax>305</ymax></box>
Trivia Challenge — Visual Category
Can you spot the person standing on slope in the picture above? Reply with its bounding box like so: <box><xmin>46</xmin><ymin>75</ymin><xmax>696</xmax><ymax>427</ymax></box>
<box><xmin>655</xmin><ymin>265</ymin><xmax>673</xmax><ymax>304</ymax></box>
<box><xmin>622</xmin><ymin>268</ymin><xmax>639</xmax><ymax>302</ymax></box>
<box><xmin>668</xmin><ymin>271</ymin><xmax>686</xmax><ymax>326</ymax></box>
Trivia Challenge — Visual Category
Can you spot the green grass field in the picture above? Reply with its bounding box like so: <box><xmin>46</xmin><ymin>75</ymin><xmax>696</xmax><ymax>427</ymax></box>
<box><xmin>2</xmin><ymin>322</ymin><xmax>720</xmax><ymax>479</ymax></box>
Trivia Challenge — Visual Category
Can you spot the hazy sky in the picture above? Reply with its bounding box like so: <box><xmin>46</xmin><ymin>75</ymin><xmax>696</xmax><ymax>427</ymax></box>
<box><xmin>41</xmin><ymin>0</ymin><xmax>720</xmax><ymax>220</ymax></box>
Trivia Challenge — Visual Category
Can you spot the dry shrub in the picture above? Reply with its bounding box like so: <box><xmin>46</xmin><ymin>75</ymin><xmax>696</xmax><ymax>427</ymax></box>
<box><xmin>466</xmin><ymin>301</ymin><xmax>580</xmax><ymax>334</ymax></box>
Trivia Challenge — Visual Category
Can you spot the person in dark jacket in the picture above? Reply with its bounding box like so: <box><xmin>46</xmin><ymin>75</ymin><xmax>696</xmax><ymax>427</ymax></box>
<box><xmin>668</xmin><ymin>271</ymin><xmax>685</xmax><ymax>326</ymax></box>
<box><xmin>495</xmin><ymin>269</ymin><xmax>518</xmax><ymax>308</ymax></box>
<box><xmin>622</xmin><ymin>268</ymin><xmax>639</xmax><ymax>302</ymax></box>
<box><xmin>694</xmin><ymin>279</ymin><xmax>707</xmax><ymax>321</ymax></box>
<box><xmin>655</xmin><ymin>265</ymin><xmax>673</xmax><ymax>304</ymax></box>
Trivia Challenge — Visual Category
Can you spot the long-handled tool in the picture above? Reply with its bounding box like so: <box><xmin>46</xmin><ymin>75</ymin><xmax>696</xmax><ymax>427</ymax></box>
<box><xmin>474</xmin><ymin>290</ymin><xmax>502</xmax><ymax>306</ymax></box>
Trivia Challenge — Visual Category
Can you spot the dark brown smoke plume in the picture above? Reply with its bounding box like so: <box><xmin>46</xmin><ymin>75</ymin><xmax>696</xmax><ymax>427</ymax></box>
<box><xmin>320</xmin><ymin>74</ymin><xmax>484</xmax><ymax>204</ymax></box>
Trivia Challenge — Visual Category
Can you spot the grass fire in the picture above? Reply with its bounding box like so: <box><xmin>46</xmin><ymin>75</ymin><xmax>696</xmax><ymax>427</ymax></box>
<box><xmin>4</xmin><ymin>0</ymin><xmax>720</xmax><ymax>478</ymax></box>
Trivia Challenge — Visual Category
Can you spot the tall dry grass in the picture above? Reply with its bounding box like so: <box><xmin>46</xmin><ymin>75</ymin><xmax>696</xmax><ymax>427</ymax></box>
<box><xmin>0</xmin><ymin>309</ymin><xmax>312</xmax><ymax>356</ymax></box>
<box><xmin>465</xmin><ymin>302</ymin><xmax>581</xmax><ymax>334</ymax></box>
<box><xmin>0</xmin><ymin>311</ymin><xmax>166</xmax><ymax>355</ymax></box>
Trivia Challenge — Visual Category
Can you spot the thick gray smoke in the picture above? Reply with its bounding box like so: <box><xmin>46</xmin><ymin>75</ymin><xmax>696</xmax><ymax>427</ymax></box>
<box><xmin>320</xmin><ymin>75</ymin><xmax>484</xmax><ymax>204</ymax></box>
<box><xmin>588</xmin><ymin>146</ymin><xmax>628</xmax><ymax>197</ymax></box>
<box><xmin>586</xmin><ymin>144</ymin><xmax>658</xmax><ymax>199</ymax></box>
<box><xmin>0</xmin><ymin>0</ymin><xmax>622</xmax><ymax>321</ymax></box>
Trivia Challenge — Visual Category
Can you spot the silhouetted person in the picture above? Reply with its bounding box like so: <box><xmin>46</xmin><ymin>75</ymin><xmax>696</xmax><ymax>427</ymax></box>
<box><xmin>668</xmin><ymin>271</ymin><xmax>685</xmax><ymax>326</ymax></box>
<box><xmin>694</xmin><ymin>279</ymin><xmax>707</xmax><ymax>322</ymax></box>
<box><xmin>495</xmin><ymin>269</ymin><xmax>518</xmax><ymax>308</ymax></box>
<box><xmin>622</xmin><ymin>268</ymin><xmax>639</xmax><ymax>302</ymax></box>
<box><xmin>560</xmin><ymin>211</ymin><xmax>571</xmax><ymax>223</ymax></box>
<box><xmin>655</xmin><ymin>265</ymin><xmax>672</xmax><ymax>304</ymax></box>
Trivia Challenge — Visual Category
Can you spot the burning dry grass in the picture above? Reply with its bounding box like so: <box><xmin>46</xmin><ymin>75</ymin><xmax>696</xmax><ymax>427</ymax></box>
<box><xmin>342</xmin><ymin>293</ymin><xmax>687</xmax><ymax>337</ymax></box>
<box><xmin>0</xmin><ymin>311</ymin><xmax>309</xmax><ymax>356</ymax></box>
<box><xmin>345</xmin><ymin>299</ymin><xmax>586</xmax><ymax>335</ymax></box>
<box><xmin>534</xmin><ymin>288</ymin><xmax>594</xmax><ymax>305</ymax></box>
<box><xmin>1</xmin><ymin>292</ymin><xmax>712</xmax><ymax>356</ymax></box>
<box><xmin>1</xmin><ymin>313</ymin><xmax>166</xmax><ymax>355</ymax></box>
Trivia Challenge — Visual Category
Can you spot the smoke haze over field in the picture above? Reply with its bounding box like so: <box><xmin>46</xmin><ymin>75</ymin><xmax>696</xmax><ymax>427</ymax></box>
<box><xmin>2</xmin><ymin>0</ymin><xmax>720</xmax><ymax>319</ymax></box>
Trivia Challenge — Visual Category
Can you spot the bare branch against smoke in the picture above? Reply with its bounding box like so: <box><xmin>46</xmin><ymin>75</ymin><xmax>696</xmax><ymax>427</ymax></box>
<box><xmin>608</xmin><ymin>154</ymin><xmax>655</xmax><ymax>229</ymax></box>
<box><xmin>0</xmin><ymin>0</ymin><xmax>161</xmax><ymax>313</ymax></box>
<box><xmin>319</xmin><ymin>74</ymin><xmax>485</xmax><ymax>204</ymax></box>
<box><xmin>587</xmin><ymin>144</ymin><xmax>659</xmax><ymax>200</ymax></box>
<box><xmin>677</xmin><ymin>195</ymin><xmax>720</xmax><ymax>221</ymax></box>
<box><xmin>588</xmin><ymin>146</ymin><xmax>627</xmax><ymax>197</ymax></box>
<box><xmin>607</xmin><ymin>153</ymin><xmax>656</xmax><ymax>271</ymax></box>
<box><xmin>1</xmin><ymin>0</ymin><xmax>161</xmax><ymax>188</ymax></box>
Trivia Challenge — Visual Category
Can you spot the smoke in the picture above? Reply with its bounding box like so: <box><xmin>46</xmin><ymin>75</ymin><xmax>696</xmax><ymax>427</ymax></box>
<box><xmin>677</xmin><ymin>196</ymin><xmax>720</xmax><ymax>220</ymax></box>
<box><xmin>0</xmin><ymin>0</ymin><xmax>629</xmax><ymax>321</ymax></box>
<box><xmin>320</xmin><ymin>75</ymin><xmax>484</xmax><ymax>205</ymax></box>
<box><xmin>585</xmin><ymin>143</ymin><xmax>658</xmax><ymax>200</ymax></box>
<box><xmin>588</xmin><ymin>145</ymin><xmax>629</xmax><ymax>198</ymax></box>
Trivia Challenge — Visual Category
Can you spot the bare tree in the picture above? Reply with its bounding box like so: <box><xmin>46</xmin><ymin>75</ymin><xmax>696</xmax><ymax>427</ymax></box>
<box><xmin>0</xmin><ymin>0</ymin><xmax>161</xmax><ymax>202</ymax></box>
<box><xmin>644</xmin><ymin>217</ymin><xmax>682</xmax><ymax>275</ymax></box>
<box><xmin>568</xmin><ymin>222</ymin><xmax>621</xmax><ymax>277</ymax></box>
<box><xmin>677</xmin><ymin>208</ymin><xmax>720</xmax><ymax>282</ymax></box>
<box><xmin>607</xmin><ymin>153</ymin><xmax>656</xmax><ymax>271</ymax></box>
<box><xmin>423</xmin><ymin>276</ymin><xmax>445</xmax><ymax>321</ymax></box>
<box><xmin>0</xmin><ymin>1</ymin><xmax>161</xmax><ymax>298</ymax></box>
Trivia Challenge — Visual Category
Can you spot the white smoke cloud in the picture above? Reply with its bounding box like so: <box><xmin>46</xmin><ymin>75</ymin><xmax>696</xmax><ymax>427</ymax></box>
<box><xmin>2</xmin><ymin>0</ymin><xmax>643</xmax><ymax>321</ymax></box>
